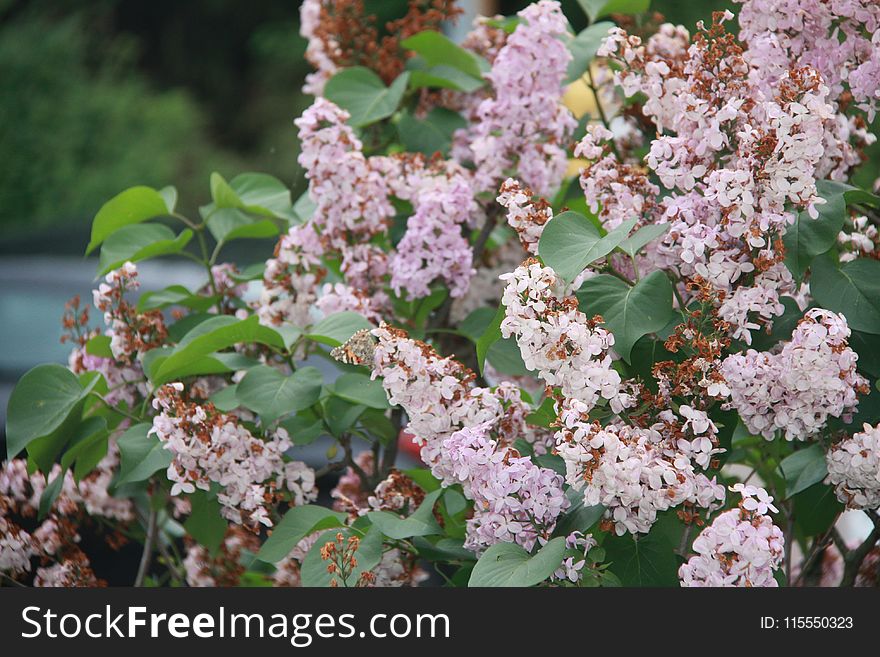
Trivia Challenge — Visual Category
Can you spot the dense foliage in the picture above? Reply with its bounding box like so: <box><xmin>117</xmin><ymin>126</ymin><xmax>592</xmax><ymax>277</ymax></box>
<box><xmin>4</xmin><ymin>0</ymin><xmax>880</xmax><ymax>588</ymax></box>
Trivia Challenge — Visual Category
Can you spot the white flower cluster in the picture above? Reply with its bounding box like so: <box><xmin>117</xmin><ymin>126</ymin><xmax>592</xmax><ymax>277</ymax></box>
<box><xmin>500</xmin><ymin>259</ymin><xmax>631</xmax><ymax>413</ymax></box>
<box><xmin>826</xmin><ymin>422</ymin><xmax>880</xmax><ymax>510</ymax></box>
<box><xmin>497</xmin><ymin>178</ymin><xmax>553</xmax><ymax>255</ymax></box>
<box><xmin>554</xmin><ymin>399</ymin><xmax>725</xmax><ymax>535</ymax></box>
<box><xmin>151</xmin><ymin>383</ymin><xmax>316</xmax><ymax>528</ymax></box>
<box><xmin>722</xmin><ymin>309</ymin><xmax>867</xmax><ymax>440</ymax></box>
<box><xmin>679</xmin><ymin>484</ymin><xmax>784</xmax><ymax>587</ymax></box>
<box><xmin>372</xmin><ymin>325</ymin><xmax>499</xmax><ymax>455</ymax></box>
<box><xmin>294</xmin><ymin>98</ymin><xmax>394</xmax><ymax>246</ymax></box>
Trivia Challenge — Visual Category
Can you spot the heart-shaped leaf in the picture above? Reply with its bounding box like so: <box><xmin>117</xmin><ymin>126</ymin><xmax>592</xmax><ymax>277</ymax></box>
<box><xmin>576</xmin><ymin>270</ymin><xmax>673</xmax><ymax>362</ymax></box>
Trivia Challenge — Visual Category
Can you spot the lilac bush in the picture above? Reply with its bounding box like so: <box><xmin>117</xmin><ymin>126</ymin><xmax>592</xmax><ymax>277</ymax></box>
<box><xmin>3</xmin><ymin>0</ymin><xmax>880</xmax><ymax>588</ymax></box>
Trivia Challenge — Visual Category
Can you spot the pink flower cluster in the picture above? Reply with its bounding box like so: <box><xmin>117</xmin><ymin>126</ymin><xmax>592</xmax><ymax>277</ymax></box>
<box><xmin>721</xmin><ymin>309</ymin><xmax>867</xmax><ymax>440</ymax></box>
<box><xmin>299</xmin><ymin>0</ymin><xmax>339</xmax><ymax>96</ymax></box>
<box><xmin>1</xmin><ymin>446</ymin><xmax>132</xmax><ymax>583</ymax></box>
<box><xmin>432</xmin><ymin>422</ymin><xmax>568</xmax><ymax>552</ymax></box>
<box><xmin>826</xmin><ymin>422</ymin><xmax>880</xmax><ymax>510</ymax></box>
<box><xmin>575</xmin><ymin>125</ymin><xmax>662</xmax><ymax>232</ymax></box>
<box><xmin>462</xmin><ymin>0</ymin><xmax>576</xmax><ymax>195</ymax></box>
<box><xmin>389</xmin><ymin>172</ymin><xmax>477</xmax><ymax>300</ymax></box>
<box><xmin>151</xmin><ymin>383</ymin><xmax>316</xmax><ymax>528</ymax></box>
<box><xmin>258</xmin><ymin>223</ymin><xmax>326</xmax><ymax>328</ymax></box>
<box><xmin>554</xmin><ymin>399</ymin><xmax>725</xmax><ymax>536</ymax></box>
<box><xmin>369</xmin><ymin>324</ymin><xmax>566</xmax><ymax>550</ymax></box>
<box><xmin>552</xmin><ymin>531</ymin><xmax>598</xmax><ymax>583</ymax></box>
<box><xmin>500</xmin><ymin>260</ymin><xmax>631</xmax><ymax>413</ymax></box>
<box><xmin>679</xmin><ymin>484</ymin><xmax>784</xmax><ymax>587</ymax></box>
<box><xmin>736</xmin><ymin>0</ymin><xmax>880</xmax><ymax>123</ymax></box>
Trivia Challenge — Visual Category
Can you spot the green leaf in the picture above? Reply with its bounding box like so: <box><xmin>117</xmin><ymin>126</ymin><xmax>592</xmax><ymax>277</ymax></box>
<box><xmin>324</xmin><ymin>67</ymin><xmax>410</xmax><ymax>128</ymax></box>
<box><xmin>780</xmin><ymin>444</ymin><xmax>828</xmax><ymax>499</ymax></box>
<box><xmin>554</xmin><ymin>490</ymin><xmax>605</xmax><ymax>538</ymax></box>
<box><xmin>412</xmin><ymin>536</ymin><xmax>475</xmax><ymax>562</ymax></box>
<box><xmin>85</xmin><ymin>334</ymin><xmax>113</xmax><ymax>358</ymax></box>
<box><xmin>784</xmin><ymin>200</ymin><xmax>846</xmax><ymax>282</ymax></box>
<box><xmin>185</xmin><ymin>490</ymin><xmax>228</xmax><ymax>554</ymax></box>
<box><xmin>358</xmin><ymin>408</ymin><xmax>397</xmax><ymax>445</ymax></box>
<box><xmin>617</xmin><ymin>223</ymin><xmax>670</xmax><ymax>258</ymax></box>
<box><xmin>208</xmin><ymin>384</ymin><xmax>240</xmax><ymax>412</ymax></box>
<box><xmin>137</xmin><ymin>285</ymin><xmax>217</xmax><ymax>313</ymax></box>
<box><xmin>526</xmin><ymin>396</ymin><xmax>557</xmax><ymax>428</ymax></box>
<box><xmin>228</xmin><ymin>172</ymin><xmax>295</xmax><ymax>219</ymax></box>
<box><xmin>159</xmin><ymin>185</ymin><xmax>178</xmax><ymax>213</ymax></box>
<box><xmin>257</xmin><ymin>505</ymin><xmax>347</xmax><ymax>563</ymax></box>
<box><xmin>811</xmin><ymin>256</ymin><xmax>880</xmax><ymax>334</ymax></box>
<box><xmin>235</xmin><ymin>365</ymin><xmax>323</xmax><ymax>423</ymax></box>
<box><xmin>152</xmin><ymin>315</ymin><xmax>284</xmax><ymax>385</ymax></box>
<box><xmin>98</xmin><ymin>223</ymin><xmax>193</xmax><ymax>275</ymax></box>
<box><xmin>402</xmin><ymin>30</ymin><xmax>485</xmax><ymax>79</ymax></box>
<box><xmin>566</xmin><ymin>22</ymin><xmax>614</xmax><ymax>84</ymax></box>
<box><xmin>366</xmin><ymin>489</ymin><xmax>443</xmax><ymax>539</ymax></box>
<box><xmin>577</xmin><ymin>0</ymin><xmax>650</xmax><ymax>22</ymax></box>
<box><xmin>86</xmin><ymin>186</ymin><xmax>172</xmax><ymax>254</ymax></box>
<box><xmin>850</xmin><ymin>330</ymin><xmax>880</xmax><ymax>378</ymax></box>
<box><xmin>397</xmin><ymin>108</ymin><xmax>467</xmax><ymax>157</ymax></box>
<box><xmin>476</xmin><ymin>304</ymin><xmax>505</xmax><ymax>374</ymax></box>
<box><xmin>6</xmin><ymin>364</ymin><xmax>91</xmax><ymax>460</ymax></box>
<box><xmin>576</xmin><ymin>270</ymin><xmax>673</xmax><ymax>362</ymax></box>
<box><xmin>207</xmin><ymin>208</ymin><xmax>279</xmax><ymax>244</ymax></box>
<box><xmin>468</xmin><ymin>536</ymin><xmax>566</xmax><ymax>587</ymax></box>
<box><xmin>39</xmin><ymin>470</ymin><xmax>66</xmax><ymax>521</ymax></box>
<box><xmin>280</xmin><ymin>413</ymin><xmax>326</xmax><ymax>446</ymax></box>
<box><xmin>332</xmin><ymin>372</ymin><xmax>390</xmax><ymax>410</ymax></box>
<box><xmin>60</xmin><ymin>416</ymin><xmax>108</xmax><ymax>482</ymax></box>
<box><xmin>306</xmin><ymin>311</ymin><xmax>373</xmax><ymax>347</ymax></box>
<box><xmin>145</xmin><ymin>351</ymin><xmax>258</xmax><ymax>383</ymax></box>
<box><xmin>604</xmin><ymin>519</ymin><xmax>681</xmax><ymax>586</ymax></box>
<box><xmin>539</xmin><ymin>212</ymin><xmax>637</xmax><ymax>283</ymax></box>
<box><xmin>322</xmin><ymin>396</ymin><xmax>366</xmax><ymax>438</ymax></box>
<box><xmin>300</xmin><ymin>527</ymin><xmax>383</xmax><ymax>586</ymax></box>
<box><xmin>206</xmin><ymin>172</ymin><xmax>294</xmax><ymax>221</ymax></box>
<box><xmin>404</xmin><ymin>467</ymin><xmax>442</xmax><ymax>493</ymax></box>
<box><xmin>116</xmin><ymin>423</ymin><xmax>173</xmax><ymax>485</ymax></box>
<box><xmin>793</xmin><ymin>483</ymin><xmax>844</xmax><ymax>536</ymax></box>
<box><xmin>486</xmin><ymin>337</ymin><xmax>531</xmax><ymax>377</ymax></box>
<box><xmin>407</xmin><ymin>65</ymin><xmax>484</xmax><ymax>93</ymax></box>
<box><xmin>459</xmin><ymin>306</ymin><xmax>497</xmax><ymax>342</ymax></box>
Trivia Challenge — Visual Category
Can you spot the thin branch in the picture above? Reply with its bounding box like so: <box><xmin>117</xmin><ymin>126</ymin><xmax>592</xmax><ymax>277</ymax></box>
<box><xmin>784</xmin><ymin>513</ymin><xmax>795</xmax><ymax>584</ymax></box>
<box><xmin>379</xmin><ymin>408</ymin><xmax>403</xmax><ymax>479</ymax></box>
<box><xmin>584</xmin><ymin>67</ymin><xmax>621</xmax><ymax>160</ymax></box>
<box><xmin>840</xmin><ymin>512</ymin><xmax>880</xmax><ymax>587</ymax></box>
<box><xmin>134</xmin><ymin>506</ymin><xmax>158</xmax><ymax>587</ymax></box>
<box><xmin>157</xmin><ymin>538</ymin><xmax>185</xmax><ymax>583</ymax></box>
<box><xmin>339</xmin><ymin>434</ymin><xmax>371</xmax><ymax>487</ymax></box>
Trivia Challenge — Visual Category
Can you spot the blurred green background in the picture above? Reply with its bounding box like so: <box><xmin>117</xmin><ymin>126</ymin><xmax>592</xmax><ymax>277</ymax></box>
<box><xmin>1</xmin><ymin>0</ymin><xmax>875</xmax><ymax>253</ymax></box>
